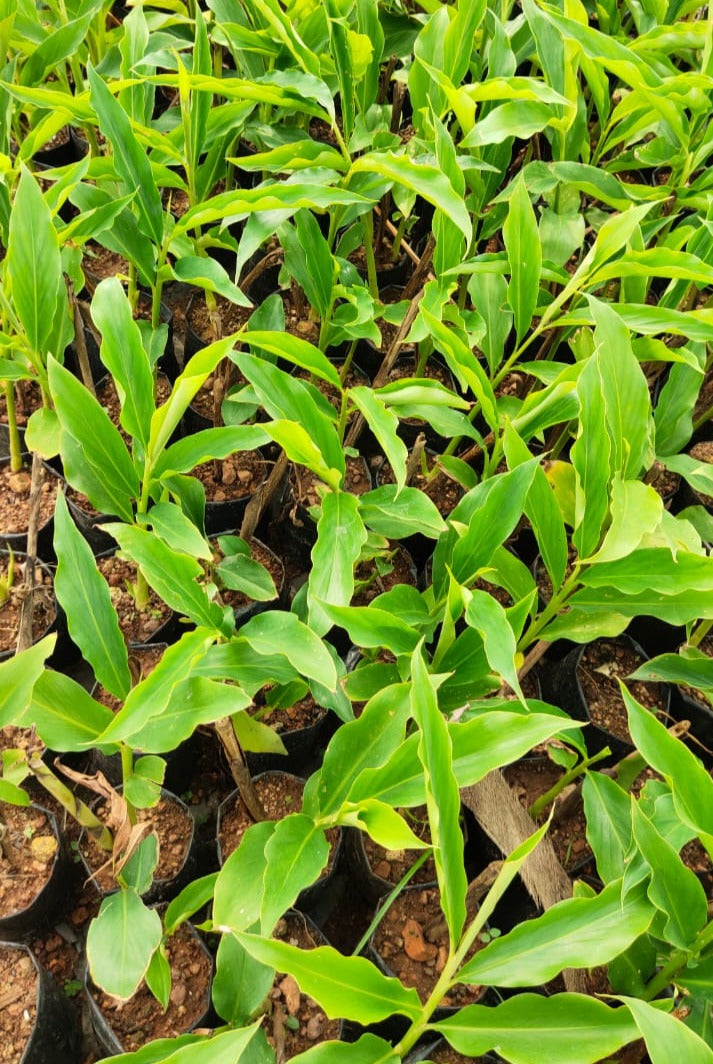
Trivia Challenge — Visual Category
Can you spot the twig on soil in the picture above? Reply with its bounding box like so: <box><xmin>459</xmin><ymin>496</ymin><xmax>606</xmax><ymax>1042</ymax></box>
<box><xmin>240</xmin><ymin>453</ymin><xmax>289</xmax><ymax>542</ymax></box>
<box><xmin>214</xmin><ymin>717</ymin><xmax>267</xmax><ymax>822</ymax></box>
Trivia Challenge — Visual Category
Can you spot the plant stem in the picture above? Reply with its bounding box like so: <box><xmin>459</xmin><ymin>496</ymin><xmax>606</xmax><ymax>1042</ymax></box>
<box><xmin>120</xmin><ymin>744</ymin><xmax>136</xmax><ymax>826</ymax></box>
<box><xmin>689</xmin><ymin>618</ymin><xmax>713</xmax><ymax>648</ymax></box>
<box><xmin>518</xmin><ymin>565</ymin><xmax>582</xmax><ymax>652</ymax></box>
<box><xmin>362</xmin><ymin>211</ymin><xmax>379</xmax><ymax>300</ymax></box>
<box><xmin>350</xmin><ymin>849</ymin><xmax>432</xmax><ymax>957</ymax></box>
<box><xmin>528</xmin><ymin>749</ymin><xmax>610</xmax><ymax>820</ymax></box>
<box><xmin>3</xmin><ymin>382</ymin><xmax>23</xmax><ymax>474</ymax></box>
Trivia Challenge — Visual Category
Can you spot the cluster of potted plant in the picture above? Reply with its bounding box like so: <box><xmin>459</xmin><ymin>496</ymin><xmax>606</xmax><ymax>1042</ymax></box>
<box><xmin>2</xmin><ymin>0</ymin><xmax>713</xmax><ymax>1060</ymax></box>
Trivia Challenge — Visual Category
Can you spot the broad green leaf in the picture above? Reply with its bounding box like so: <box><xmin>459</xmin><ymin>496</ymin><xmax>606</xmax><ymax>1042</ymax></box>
<box><xmin>433</xmin><ymin>993</ymin><xmax>639</xmax><ymax>1064</ymax></box>
<box><xmin>120</xmin><ymin>833</ymin><xmax>159</xmax><ymax>894</ymax></box>
<box><xmin>316</xmin><ymin>604</ymin><xmax>421</xmax><ymax>656</ymax></box>
<box><xmin>25</xmin><ymin>670</ymin><xmax>114</xmax><ymax>751</ymax></box>
<box><xmin>213</xmin><ymin>821</ymin><xmax>276</xmax><ymax>932</ymax></box>
<box><xmin>86</xmin><ymin>890</ymin><xmax>162</xmax><ymax>1000</ymax></box>
<box><xmin>662</xmin><ymin>452</ymin><xmax>713</xmax><ymax>498</ymax></box>
<box><xmin>279</xmin><ymin>211</ymin><xmax>334</xmax><ymax>320</ymax></box>
<box><xmin>103</xmin><ymin>523</ymin><xmax>229</xmax><ymax>634</ymax></box>
<box><xmin>53</xmin><ymin>491</ymin><xmax>131</xmax><ymax>699</ymax></box>
<box><xmin>147</xmin><ymin>336</ymin><xmax>244</xmax><ymax>465</ymax></box>
<box><xmin>503</xmin><ymin>175</ymin><xmax>541</xmax><ymax>343</ymax></box>
<box><xmin>359</xmin><ymin>485</ymin><xmax>447</xmax><ymax>539</ymax></box>
<box><xmin>239</xmin><ymin>611</ymin><xmax>337</xmax><ymax>690</ymax></box>
<box><xmin>264</xmin><ymin>419</ymin><xmax>342</xmax><ymax>490</ymax></box>
<box><xmin>570</xmin><ymin>353</ymin><xmax>610</xmax><ymax>558</ymax></box>
<box><xmin>305</xmin><ymin>683</ymin><xmax>411</xmax><ymax>816</ymax></box>
<box><xmin>655</xmin><ymin>356</ymin><xmax>704</xmax><ymax>457</ymax></box>
<box><xmin>630</xmin><ymin>648</ymin><xmax>713</xmax><ymax>693</ymax></box>
<box><xmin>230</xmin><ymin>141</ymin><xmax>347</xmax><ymax>173</ymax></box>
<box><xmin>289</xmin><ymin>1034</ymin><xmax>398</xmax><ymax>1064</ymax></box>
<box><xmin>212</xmin><ymin>932</ymin><xmax>274</xmax><ymax>1026</ymax></box>
<box><xmin>163</xmin><ymin>873</ymin><xmax>218</xmax><ymax>935</ymax></box>
<box><xmin>106</xmin><ymin>1021</ymin><xmax>268</xmax><ymax>1064</ymax></box>
<box><xmin>582</xmin><ymin>772</ymin><xmax>632</xmax><ymax>883</ymax></box>
<box><xmin>336</xmin><ymin>799</ymin><xmax>428</xmax><ymax>850</ymax></box>
<box><xmin>49</xmin><ymin>356</ymin><xmax>139</xmax><ymax>523</ymax></box>
<box><xmin>242</xmin><ymin>330</ymin><xmax>341</xmax><ymax>389</ymax></box>
<box><xmin>117</xmin><ymin>677</ymin><xmax>251</xmax><ymax>753</ymax></box>
<box><xmin>143</xmin><ymin>502</ymin><xmax>211</xmax><ymax>560</ymax></box>
<box><xmin>624</xmin><ymin>685</ymin><xmax>713</xmax><ymax>839</ymax></box>
<box><xmin>580</xmin><ymin>549</ymin><xmax>713</xmax><ymax>594</ymax></box>
<box><xmin>24</xmin><ymin>407</ymin><xmax>60</xmax><ymax>459</ymax></box>
<box><xmin>349</xmin><ymin>387</ymin><xmax>408</xmax><ymax>493</ymax></box>
<box><xmin>144</xmin><ymin>946</ymin><xmax>170</xmax><ymax>1012</ymax></box>
<box><xmin>216</xmin><ymin>553</ymin><xmax>277</xmax><ymax>602</ymax></box>
<box><xmin>91</xmin><ymin>278</ymin><xmax>154</xmax><ymax>455</ymax></box>
<box><xmin>503</xmin><ymin>425</ymin><xmax>567</xmax><ymax>588</ymax></box>
<box><xmin>176</xmin><ymin>182</ymin><xmax>369</xmax><ymax>236</ymax></box>
<box><xmin>631</xmin><ymin>803</ymin><xmax>707</xmax><ymax>948</ymax></box>
<box><xmin>464</xmin><ymin>588</ymin><xmax>523</xmax><ymax>703</ymax></box>
<box><xmin>7</xmin><ymin>167</ymin><xmax>69</xmax><ymax>360</ymax></box>
<box><xmin>569</xmin><ymin>585</ymin><xmax>713</xmax><ymax>626</ymax></box>
<box><xmin>234</xmin><ymin>933</ymin><xmax>422</xmax><ymax>1023</ymax></box>
<box><xmin>308</xmin><ymin>490</ymin><xmax>367</xmax><ymax>635</ymax></box>
<box><xmin>586</xmin><ymin>478</ymin><xmax>663</xmax><ymax>565</ymax></box>
<box><xmin>458</xmin><ymin>879</ymin><xmax>653</xmax><ymax>986</ymax></box>
<box><xmin>154</xmin><ymin>426</ymin><xmax>270</xmax><ymax>477</ymax></box>
<box><xmin>0</xmin><ymin>636</ymin><xmax>56</xmax><ymax>728</ymax></box>
<box><xmin>351</xmin><ymin>150</ymin><xmax>471</xmax><ymax>241</ymax></box>
<box><xmin>172</xmin><ymin>256</ymin><xmax>252</xmax><ymax>307</ymax></box>
<box><xmin>463</xmin><ymin>100</ymin><xmax>557</xmax><ymax>148</ymax></box>
<box><xmin>419</xmin><ymin>307</ymin><xmax>497</xmax><ymax>431</ymax></box>
<box><xmin>88</xmin><ymin>65</ymin><xmax>164</xmax><ymax>247</ymax></box>
<box><xmin>260</xmin><ymin>815</ymin><xmax>330</xmax><ymax>933</ymax></box>
<box><xmin>410</xmin><ymin>646</ymin><xmax>466</xmax><ymax>945</ymax></box>
<box><xmin>621</xmin><ymin>996</ymin><xmax>713</xmax><ymax>1064</ymax></box>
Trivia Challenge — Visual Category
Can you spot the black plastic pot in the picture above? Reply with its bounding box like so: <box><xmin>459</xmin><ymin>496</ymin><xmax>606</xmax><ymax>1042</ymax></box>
<box><xmin>78</xmin><ymin>788</ymin><xmax>198</xmax><ymax>904</ymax></box>
<box><xmin>84</xmin><ymin>918</ymin><xmax>213</xmax><ymax>1057</ymax></box>
<box><xmin>216</xmin><ymin>772</ymin><xmax>342</xmax><ymax>912</ymax></box>
<box><xmin>64</xmin><ymin>488</ymin><xmax>116</xmax><ymax>555</ymax></box>
<box><xmin>0</xmin><ymin>553</ymin><xmax>69</xmax><ymax>666</ymax></box>
<box><xmin>0</xmin><ymin>456</ymin><xmax>62</xmax><ymax>562</ymax></box>
<box><xmin>0</xmin><ymin>942</ymin><xmax>79</xmax><ymax>1064</ymax></box>
<box><xmin>547</xmin><ymin>634</ymin><xmax>671</xmax><ymax>765</ymax></box>
<box><xmin>203</xmin><ymin>450</ymin><xmax>270</xmax><ymax>536</ymax></box>
<box><xmin>244</xmin><ymin>704</ymin><xmax>332</xmax><ymax>777</ymax></box>
<box><xmin>0</xmin><ymin>805</ymin><xmax>71</xmax><ymax>941</ymax></box>
<box><xmin>30</xmin><ymin>126</ymin><xmax>82</xmax><ymax>169</ymax></box>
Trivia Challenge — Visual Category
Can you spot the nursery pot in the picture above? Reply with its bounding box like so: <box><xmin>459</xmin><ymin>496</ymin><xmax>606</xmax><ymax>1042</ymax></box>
<box><xmin>547</xmin><ymin>634</ymin><xmax>671</xmax><ymax>765</ymax></box>
<box><xmin>216</xmin><ymin>771</ymin><xmax>342</xmax><ymax>912</ymax></box>
<box><xmin>0</xmin><ymin>804</ymin><xmax>71</xmax><ymax>941</ymax></box>
<box><xmin>0</xmin><ymin>553</ymin><xmax>66</xmax><ymax>666</ymax></box>
<box><xmin>78</xmin><ymin>788</ymin><xmax>198</xmax><ymax>904</ymax></box>
<box><xmin>85</xmin><ymin>917</ymin><xmax>213</xmax><ymax>1057</ymax></box>
<box><xmin>0</xmin><ymin>942</ymin><xmax>79</xmax><ymax>1064</ymax></box>
<box><xmin>0</xmin><ymin>457</ymin><xmax>62</xmax><ymax>562</ymax></box>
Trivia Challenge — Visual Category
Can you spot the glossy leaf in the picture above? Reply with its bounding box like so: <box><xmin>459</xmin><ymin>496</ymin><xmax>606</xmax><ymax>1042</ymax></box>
<box><xmin>106</xmin><ymin>1021</ymin><xmax>268</xmax><ymax>1064</ymax></box>
<box><xmin>503</xmin><ymin>175</ymin><xmax>542</xmax><ymax>342</ymax></box>
<box><xmin>582</xmin><ymin>772</ymin><xmax>632</xmax><ymax>883</ymax></box>
<box><xmin>53</xmin><ymin>491</ymin><xmax>131</xmax><ymax>699</ymax></box>
<box><xmin>212</xmin><ymin>932</ymin><xmax>274</xmax><ymax>1026</ymax></box>
<box><xmin>0</xmin><ymin>636</ymin><xmax>56</xmax><ymax>729</ymax></box>
<box><xmin>288</xmin><ymin>1034</ymin><xmax>398</xmax><ymax>1064</ymax></box>
<box><xmin>458</xmin><ymin>879</ymin><xmax>653</xmax><ymax>986</ymax></box>
<box><xmin>239</xmin><ymin>611</ymin><xmax>338</xmax><ymax>691</ymax></box>
<box><xmin>25</xmin><ymin>670</ymin><xmax>114</xmax><ymax>751</ymax></box>
<box><xmin>213</xmin><ymin>821</ymin><xmax>276</xmax><ymax>933</ymax></box>
<box><xmin>86</xmin><ymin>890</ymin><xmax>162</xmax><ymax>1000</ymax></box>
<box><xmin>260</xmin><ymin>815</ymin><xmax>330</xmax><ymax>933</ymax></box>
<box><xmin>154</xmin><ymin>426</ymin><xmax>269</xmax><ymax>477</ymax></box>
<box><xmin>434</xmin><ymin>993</ymin><xmax>639</xmax><ymax>1064</ymax></box>
<box><xmin>234</xmin><ymin>932</ymin><xmax>422</xmax><ymax>1023</ymax></box>
<box><xmin>464</xmin><ymin>588</ymin><xmax>523</xmax><ymax>702</ymax></box>
<box><xmin>308</xmin><ymin>490</ymin><xmax>367</xmax><ymax>635</ymax></box>
<box><xmin>358</xmin><ymin>485</ymin><xmax>446</xmax><ymax>539</ymax></box>
<box><xmin>349</xmin><ymin>387</ymin><xmax>408</xmax><ymax>493</ymax></box>
<box><xmin>621</xmin><ymin>996</ymin><xmax>713</xmax><ymax>1064</ymax></box>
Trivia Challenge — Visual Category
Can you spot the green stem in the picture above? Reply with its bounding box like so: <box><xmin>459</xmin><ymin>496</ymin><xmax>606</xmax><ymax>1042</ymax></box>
<box><xmin>528</xmin><ymin>749</ymin><xmax>610</xmax><ymax>820</ymax></box>
<box><xmin>339</xmin><ymin>340</ymin><xmax>358</xmax><ymax>384</ymax></box>
<box><xmin>120</xmin><ymin>744</ymin><xmax>137</xmax><ymax>826</ymax></box>
<box><xmin>693</xmin><ymin>399</ymin><xmax>713</xmax><ymax>434</ymax></box>
<box><xmin>362</xmin><ymin>211</ymin><xmax>379</xmax><ymax>301</ymax></box>
<box><xmin>518</xmin><ymin>565</ymin><xmax>582</xmax><ymax>653</ymax></box>
<box><xmin>641</xmin><ymin>949</ymin><xmax>689</xmax><ymax>1002</ymax></box>
<box><xmin>351</xmin><ymin>849</ymin><xmax>432</xmax><ymax>957</ymax></box>
<box><xmin>689</xmin><ymin>618</ymin><xmax>713</xmax><ymax>648</ymax></box>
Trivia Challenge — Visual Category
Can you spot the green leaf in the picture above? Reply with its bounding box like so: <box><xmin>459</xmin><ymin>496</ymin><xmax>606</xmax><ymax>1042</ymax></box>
<box><xmin>143</xmin><ymin>502</ymin><xmax>211</xmax><ymax>560</ymax></box>
<box><xmin>458</xmin><ymin>879</ymin><xmax>653</xmax><ymax>987</ymax></box>
<box><xmin>305</xmin><ymin>683</ymin><xmax>411</xmax><ymax>817</ymax></box>
<box><xmin>410</xmin><ymin>646</ymin><xmax>466</xmax><ymax>945</ymax></box>
<box><xmin>103</xmin><ymin>523</ymin><xmax>229</xmax><ymax>634</ymax></box>
<box><xmin>620</xmin><ymin>996</ymin><xmax>713</xmax><ymax>1064</ymax></box>
<box><xmin>212</xmin><ymin>932</ymin><xmax>274</xmax><ymax>1026</ymax></box>
<box><xmin>308</xmin><ymin>490</ymin><xmax>368</xmax><ymax>636</ymax></box>
<box><xmin>582</xmin><ymin>772</ymin><xmax>632</xmax><ymax>883</ymax></box>
<box><xmin>463</xmin><ymin>100</ymin><xmax>557</xmax><ymax>148</ymax></box>
<box><xmin>242</xmin><ymin>330</ymin><xmax>341</xmax><ymax>389</ymax></box>
<box><xmin>24</xmin><ymin>407</ymin><xmax>61</xmax><ymax>459</ymax></box>
<box><xmin>88</xmin><ymin>65</ymin><xmax>164</xmax><ymax>247</ymax></box>
<box><xmin>120</xmin><ymin>832</ymin><xmax>159</xmax><ymax>894</ymax></box>
<box><xmin>336</xmin><ymin>799</ymin><xmax>428</xmax><ymax>850</ymax></box>
<box><xmin>586</xmin><ymin>477</ymin><xmax>663</xmax><ymax>564</ymax></box>
<box><xmin>7</xmin><ymin>167</ymin><xmax>69</xmax><ymax>360</ymax></box>
<box><xmin>213</xmin><ymin>821</ymin><xmax>276</xmax><ymax>932</ymax></box>
<box><xmin>264</xmin><ymin>419</ymin><xmax>342</xmax><ymax>490</ymax></box>
<box><xmin>279</xmin><ymin>211</ymin><xmax>334</xmax><ymax>319</ymax></box>
<box><xmin>25</xmin><ymin>670</ymin><xmax>114</xmax><ymax>751</ymax></box>
<box><xmin>288</xmin><ymin>1034</ymin><xmax>398</xmax><ymax>1064</ymax></box>
<box><xmin>91</xmin><ymin>278</ymin><xmax>154</xmax><ymax>455</ymax></box>
<box><xmin>216</xmin><ymin>553</ymin><xmax>277</xmax><ymax>602</ymax></box>
<box><xmin>503</xmin><ymin>425</ymin><xmax>567</xmax><ymax>588</ymax></box>
<box><xmin>53</xmin><ymin>491</ymin><xmax>131</xmax><ymax>699</ymax></box>
<box><xmin>117</xmin><ymin>677</ymin><xmax>251</xmax><ymax>754</ymax></box>
<box><xmin>154</xmin><ymin>426</ymin><xmax>270</xmax><ymax>477</ymax></box>
<box><xmin>359</xmin><ymin>485</ymin><xmax>447</xmax><ymax>539</ymax></box>
<box><xmin>0</xmin><ymin>636</ymin><xmax>56</xmax><ymax>729</ymax></box>
<box><xmin>631</xmin><ymin>803</ymin><xmax>707</xmax><ymax>948</ymax></box>
<box><xmin>234</xmin><ymin>932</ymin><xmax>422</xmax><ymax>1023</ymax></box>
<box><xmin>503</xmin><ymin>175</ymin><xmax>542</xmax><ymax>343</ymax></box>
<box><xmin>624</xmin><ymin>685</ymin><xmax>713</xmax><ymax>839</ymax></box>
<box><xmin>86</xmin><ymin>890</ymin><xmax>162</xmax><ymax>1000</ymax></box>
<box><xmin>239</xmin><ymin>611</ymin><xmax>337</xmax><ymax>691</ymax></box>
<box><xmin>144</xmin><ymin>945</ymin><xmax>171</xmax><ymax>1011</ymax></box>
<box><xmin>463</xmin><ymin>588</ymin><xmax>523</xmax><ymax>703</ymax></box>
<box><xmin>163</xmin><ymin>873</ymin><xmax>218</xmax><ymax>936</ymax></box>
<box><xmin>349</xmin><ymin>387</ymin><xmax>408</xmax><ymax>493</ymax></box>
<box><xmin>105</xmin><ymin>1021</ymin><xmax>268</xmax><ymax>1064</ymax></box>
<box><xmin>570</xmin><ymin>353</ymin><xmax>610</xmax><ymax>558</ymax></box>
<box><xmin>172</xmin><ymin>256</ymin><xmax>252</xmax><ymax>307</ymax></box>
<box><xmin>260</xmin><ymin>815</ymin><xmax>330</xmax><ymax>933</ymax></box>
<box><xmin>351</xmin><ymin>150</ymin><xmax>471</xmax><ymax>241</ymax></box>
<box><xmin>433</xmin><ymin>993</ymin><xmax>639</xmax><ymax>1064</ymax></box>
<box><xmin>49</xmin><ymin>356</ymin><xmax>139</xmax><ymax>523</ymax></box>
<box><xmin>316</xmin><ymin>604</ymin><xmax>421</xmax><ymax>656</ymax></box>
